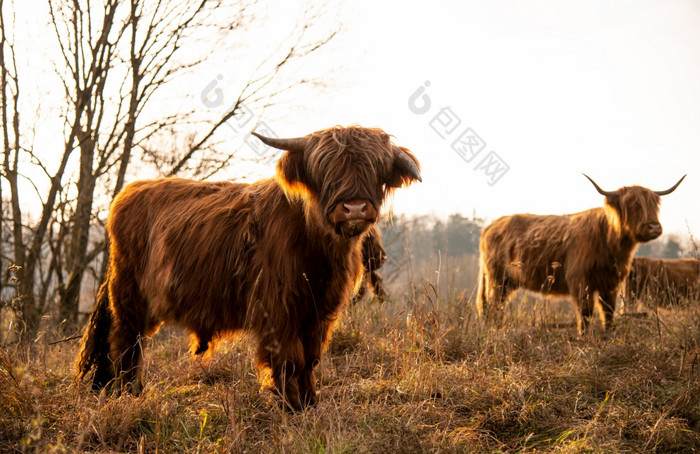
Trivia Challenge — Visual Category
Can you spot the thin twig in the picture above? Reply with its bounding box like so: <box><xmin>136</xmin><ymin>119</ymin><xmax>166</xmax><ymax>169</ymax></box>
<box><xmin>49</xmin><ymin>334</ymin><xmax>82</xmax><ymax>345</ymax></box>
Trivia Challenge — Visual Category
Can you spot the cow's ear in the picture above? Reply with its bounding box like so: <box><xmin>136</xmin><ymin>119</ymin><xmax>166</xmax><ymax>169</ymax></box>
<box><xmin>277</xmin><ymin>150</ymin><xmax>309</xmax><ymax>193</ymax></box>
<box><xmin>605</xmin><ymin>194</ymin><xmax>622</xmax><ymax>218</ymax></box>
<box><xmin>387</xmin><ymin>146</ymin><xmax>422</xmax><ymax>188</ymax></box>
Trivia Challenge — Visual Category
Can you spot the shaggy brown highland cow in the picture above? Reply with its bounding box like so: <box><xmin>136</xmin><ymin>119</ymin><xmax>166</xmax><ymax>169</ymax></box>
<box><xmin>76</xmin><ymin>126</ymin><xmax>421</xmax><ymax>410</ymax></box>
<box><xmin>476</xmin><ymin>174</ymin><xmax>685</xmax><ymax>334</ymax></box>
<box><xmin>353</xmin><ymin>225</ymin><xmax>387</xmax><ymax>303</ymax></box>
<box><xmin>624</xmin><ymin>256</ymin><xmax>700</xmax><ymax>308</ymax></box>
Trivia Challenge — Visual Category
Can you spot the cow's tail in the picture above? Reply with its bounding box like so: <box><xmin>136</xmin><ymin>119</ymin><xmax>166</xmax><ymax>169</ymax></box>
<box><xmin>76</xmin><ymin>278</ymin><xmax>114</xmax><ymax>389</ymax></box>
<box><xmin>475</xmin><ymin>254</ymin><xmax>488</xmax><ymax>319</ymax></box>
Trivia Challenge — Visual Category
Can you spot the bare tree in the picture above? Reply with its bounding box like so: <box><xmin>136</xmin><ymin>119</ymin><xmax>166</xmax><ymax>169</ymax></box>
<box><xmin>0</xmin><ymin>0</ymin><xmax>339</xmax><ymax>343</ymax></box>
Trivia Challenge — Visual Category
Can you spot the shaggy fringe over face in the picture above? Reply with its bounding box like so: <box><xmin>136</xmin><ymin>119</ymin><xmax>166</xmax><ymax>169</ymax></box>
<box><xmin>277</xmin><ymin>126</ymin><xmax>420</xmax><ymax>226</ymax></box>
<box><xmin>604</xmin><ymin>186</ymin><xmax>661</xmax><ymax>242</ymax></box>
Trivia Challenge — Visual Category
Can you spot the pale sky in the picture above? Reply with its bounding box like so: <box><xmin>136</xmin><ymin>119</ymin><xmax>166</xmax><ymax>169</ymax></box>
<box><xmin>301</xmin><ymin>0</ymin><xmax>699</xmax><ymax>239</ymax></box>
<box><xmin>9</xmin><ymin>0</ymin><xmax>700</xmax><ymax>240</ymax></box>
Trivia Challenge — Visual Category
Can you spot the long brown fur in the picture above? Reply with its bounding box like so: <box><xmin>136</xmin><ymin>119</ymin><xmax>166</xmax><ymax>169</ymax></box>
<box><xmin>76</xmin><ymin>126</ymin><xmax>420</xmax><ymax>409</ymax></box>
<box><xmin>476</xmin><ymin>183</ymin><xmax>674</xmax><ymax>334</ymax></box>
<box><xmin>624</xmin><ymin>257</ymin><xmax>700</xmax><ymax>307</ymax></box>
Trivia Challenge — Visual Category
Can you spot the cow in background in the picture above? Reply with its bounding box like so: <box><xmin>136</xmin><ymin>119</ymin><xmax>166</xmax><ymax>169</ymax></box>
<box><xmin>623</xmin><ymin>257</ymin><xmax>700</xmax><ymax>308</ymax></box>
<box><xmin>76</xmin><ymin>126</ymin><xmax>421</xmax><ymax>410</ymax></box>
<box><xmin>352</xmin><ymin>225</ymin><xmax>387</xmax><ymax>303</ymax></box>
<box><xmin>476</xmin><ymin>174</ymin><xmax>685</xmax><ymax>334</ymax></box>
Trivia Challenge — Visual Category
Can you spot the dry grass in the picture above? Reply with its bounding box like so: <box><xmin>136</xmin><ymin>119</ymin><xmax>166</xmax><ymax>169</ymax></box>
<box><xmin>1</xmin><ymin>287</ymin><xmax>699</xmax><ymax>453</ymax></box>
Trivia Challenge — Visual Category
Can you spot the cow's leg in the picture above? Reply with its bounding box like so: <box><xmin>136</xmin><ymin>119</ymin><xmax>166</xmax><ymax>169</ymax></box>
<box><xmin>107</xmin><ymin>265</ymin><xmax>151</xmax><ymax>395</ymax></box>
<box><xmin>370</xmin><ymin>270</ymin><xmax>386</xmax><ymax>302</ymax></box>
<box><xmin>190</xmin><ymin>329</ymin><xmax>213</xmax><ymax>355</ymax></box>
<box><xmin>482</xmin><ymin>273</ymin><xmax>513</xmax><ymax>325</ymax></box>
<box><xmin>574</xmin><ymin>284</ymin><xmax>595</xmax><ymax>335</ymax></box>
<box><xmin>298</xmin><ymin>319</ymin><xmax>334</xmax><ymax>407</ymax></box>
<box><xmin>256</xmin><ymin>335</ymin><xmax>305</xmax><ymax>411</ymax></box>
<box><xmin>351</xmin><ymin>277</ymin><xmax>368</xmax><ymax>304</ymax></box>
<box><xmin>598</xmin><ymin>289</ymin><xmax>617</xmax><ymax>332</ymax></box>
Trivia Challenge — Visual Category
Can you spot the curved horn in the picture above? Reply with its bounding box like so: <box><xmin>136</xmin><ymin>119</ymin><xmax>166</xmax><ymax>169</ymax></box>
<box><xmin>654</xmin><ymin>174</ymin><xmax>686</xmax><ymax>196</ymax></box>
<box><xmin>583</xmin><ymin>173</ymin><xmax>618</xmax><ymax>197</ymax></box>
<box><xmin>251</xmin><ymin>132</ymin><xmax>308</xmax><ymax>153</ymax></box>
<box><xmin>394</xmin><ymin>146</ymin><xmax>422</xmax><ymax>182</ymax></box>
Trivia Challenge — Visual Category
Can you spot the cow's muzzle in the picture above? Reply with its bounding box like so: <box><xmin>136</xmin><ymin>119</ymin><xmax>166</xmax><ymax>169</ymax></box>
<box><xmin>331</xmin><ymin>199</ymin><xmax>377</xmax><ymax>237</ymax></box>
<box><xmin>640</xmin><ymin>222</ymin><xmax>662</xmax><ymax>241</ymax></box>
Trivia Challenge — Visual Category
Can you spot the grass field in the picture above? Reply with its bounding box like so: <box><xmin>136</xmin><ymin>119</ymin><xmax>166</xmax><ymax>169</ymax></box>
<box><xmin>1</xmin><ymin>284</ymin><xmax>699</xmax><ymax>453</ymax></box>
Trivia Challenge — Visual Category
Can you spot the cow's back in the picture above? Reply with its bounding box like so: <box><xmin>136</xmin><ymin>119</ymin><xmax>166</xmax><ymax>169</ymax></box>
<box><xmin>662</xmin><ymin>258</ymin><xmax>700</xmax><ymax>296</ymax></box>
<box><xmin>627</xmin><ymin>257</ymin><xmax>700</xmax><ymax>305</ymax></box>
<box><xmin>108</xmin><ymin>179</ymin><xmax>252</xmax><ymax>320</ymax></box>
<box><xmin>482</xmin><ymin>213</ymin><xmax>573</xmax><ymax>285</ymax></box>
<box><xmin>108</xmin><ymin>179</ymin><xmax>240</xmax><ymax>268</ymax></box>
